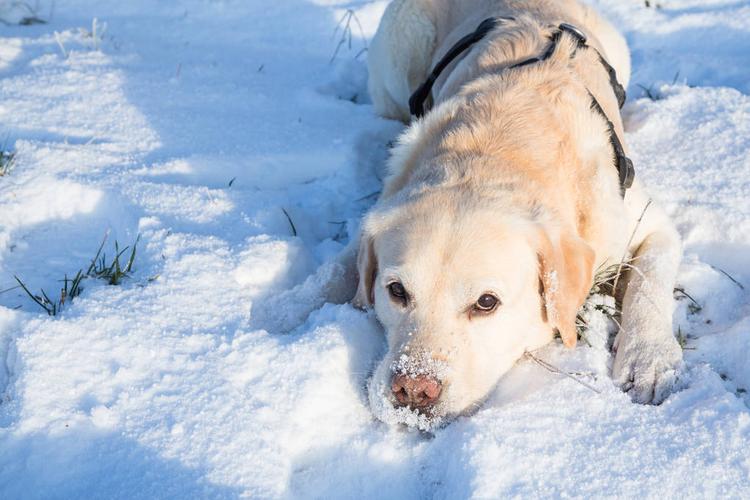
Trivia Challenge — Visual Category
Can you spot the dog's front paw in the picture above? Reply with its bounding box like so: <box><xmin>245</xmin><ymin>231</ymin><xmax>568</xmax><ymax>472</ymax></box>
<box><xmin>612</xmin><ymin>327</ymin><xmax>683</xmax><ymax>404</ymax></box>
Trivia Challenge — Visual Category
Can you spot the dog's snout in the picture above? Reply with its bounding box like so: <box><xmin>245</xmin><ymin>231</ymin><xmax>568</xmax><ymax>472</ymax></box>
<box><xmin>391</xmin><ymin>373</ymin><xmax>442</xmax><ymax>409</ymax></box>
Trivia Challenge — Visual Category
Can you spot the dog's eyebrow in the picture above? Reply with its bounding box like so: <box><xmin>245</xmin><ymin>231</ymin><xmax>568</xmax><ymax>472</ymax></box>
<box><xmin>380</xmin><ymin>267</ymin><xmax>411</xmax><ymax>286</ymax></box>
<box><xmin>460</xmin><ymin>281</ymin><xmax>505</xmax><ymax>299</ymax></box>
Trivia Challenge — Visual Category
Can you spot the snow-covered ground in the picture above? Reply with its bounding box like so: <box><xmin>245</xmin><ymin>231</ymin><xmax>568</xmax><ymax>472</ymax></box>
<box><xmin>0</xmin><ymin>0</ymin><xmax>748</xmax><ymax>497</ymax></box>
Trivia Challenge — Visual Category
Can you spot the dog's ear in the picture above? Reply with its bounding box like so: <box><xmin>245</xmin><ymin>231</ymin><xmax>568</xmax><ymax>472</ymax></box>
<box><xmin>535</xmin><ymin>227</ymin><xmax>594</xmax><ymax>348</ymax></box>
<box><xmin>353</xmin><ymin>232</ymin><xmax>377</xmax><ymax>309</ymax></box>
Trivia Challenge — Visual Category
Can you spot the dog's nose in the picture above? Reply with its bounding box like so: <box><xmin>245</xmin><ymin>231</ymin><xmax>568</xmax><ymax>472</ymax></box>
<box><xmin>391</xmin><ymin>373</ymin><xmax>442</xmax><ymax>409</ymax></box>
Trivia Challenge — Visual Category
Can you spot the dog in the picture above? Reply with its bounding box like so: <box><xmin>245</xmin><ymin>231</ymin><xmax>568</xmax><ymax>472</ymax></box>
<box><xmin>358</xmin><ymin>0</ymin><xmax>683</xmax><ymax>430</ymax></box>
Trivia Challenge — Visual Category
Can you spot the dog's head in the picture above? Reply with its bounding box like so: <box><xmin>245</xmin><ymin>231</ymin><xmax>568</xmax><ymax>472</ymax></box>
<box><xmin>356</xmin><ymin>191</ymin><xmax>593</xmax><ymax>430</ymax></box>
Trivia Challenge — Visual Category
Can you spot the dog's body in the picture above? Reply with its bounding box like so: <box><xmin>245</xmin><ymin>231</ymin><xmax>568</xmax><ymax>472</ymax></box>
<box><xmin>360</xmin><ymin>0</ymin><xmax>683</xmax><ymax>429</ymax></box>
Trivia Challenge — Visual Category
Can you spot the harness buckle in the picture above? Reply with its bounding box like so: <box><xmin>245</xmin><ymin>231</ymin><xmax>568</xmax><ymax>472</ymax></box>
<box><xmin>558</xmin><ymin>23</ymin><xmax>587</xmax><ymax>47</ymax></box>
<box><xmin>618</xmin><ymin>155</ymin><xmax>635</xmax><ymax>193</ymax></box>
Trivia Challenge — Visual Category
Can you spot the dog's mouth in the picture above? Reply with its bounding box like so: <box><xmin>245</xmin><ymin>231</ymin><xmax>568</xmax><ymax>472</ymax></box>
<box><xmin>393</xmin><ymin>405</ymin><xmax>447</xmax><ymax>432</ymax></box>
<box><xmin>384</xmin><ymin>399</ymin><xmax>447</xmax><ymax>432</ymax></box>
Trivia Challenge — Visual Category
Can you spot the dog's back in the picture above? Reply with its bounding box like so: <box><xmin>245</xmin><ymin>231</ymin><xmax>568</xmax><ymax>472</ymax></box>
<box><xmin>368</xmin><ymin>0</ymin><xmax>629</xmax><ymax>122</ymax></box>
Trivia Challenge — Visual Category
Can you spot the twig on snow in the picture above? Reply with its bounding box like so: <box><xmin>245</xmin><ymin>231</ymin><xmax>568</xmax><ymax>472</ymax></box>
<box><xmin>613</xmin><ymin>199</ymin><xmax>652</xmax><ymax>294</ymax></box>
<box><xmin>524</xmin><ymin>350</ymin><xmax>602</xmax><ymax>394</ymax></box>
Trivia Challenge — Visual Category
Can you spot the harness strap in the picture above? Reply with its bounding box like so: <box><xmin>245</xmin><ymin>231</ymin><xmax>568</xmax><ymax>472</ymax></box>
<box><xmin>409</xmin><ymin>17</ymin><xmax>508</xmax><ymax>118</ymax></box>
<box><xmin>589</xmin><ymin>93</ymin><xmax>635</xmax><ymax>195</ymax></box>
<box><xmin>408</xmin><ymin>17</ymin><xmax>634</xmax><ymax>196</ymax></box>
<box><xmin>596</xmin><ymin>53</ymin><xmax>627</xmax><ymax>108</ymax></box>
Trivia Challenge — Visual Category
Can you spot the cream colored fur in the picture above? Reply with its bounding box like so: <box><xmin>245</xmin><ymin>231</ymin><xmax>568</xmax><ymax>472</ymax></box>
<box><xmin>361</xmin><ymin>0</ymin><xmax>683</xmax><ymax>427</ymax></box>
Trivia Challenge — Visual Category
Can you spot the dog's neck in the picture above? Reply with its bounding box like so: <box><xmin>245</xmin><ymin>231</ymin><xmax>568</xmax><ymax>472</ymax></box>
<box><xmin>383</xmin><ymin>57</ymin><xmax>621</xmax><ymax>241</ymax></box>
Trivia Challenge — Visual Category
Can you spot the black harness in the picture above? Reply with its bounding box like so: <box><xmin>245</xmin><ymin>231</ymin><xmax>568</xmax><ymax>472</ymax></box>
<box><xmin>408</xmin><ymin>18</ymin><xmax>634</xmax><ymax>196</ymax></box>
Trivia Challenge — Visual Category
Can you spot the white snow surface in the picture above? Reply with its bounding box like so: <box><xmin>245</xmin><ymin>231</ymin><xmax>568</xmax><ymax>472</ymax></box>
<box><xmin>1</xmin><ymin>0</ymin><xmax>749</xmax><ymax>497</ymax></box>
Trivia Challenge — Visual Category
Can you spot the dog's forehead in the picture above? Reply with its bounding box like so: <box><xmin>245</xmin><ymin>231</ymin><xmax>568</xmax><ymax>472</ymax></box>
<box><xmin>382</xmin><ymin>207</ymin><xmax>530</xmax><ymax>253</ymax></box>
<box><xmin>376</xmin><ymin>212</ymin><xmax>536</xmax><ymax>293</ymax></box>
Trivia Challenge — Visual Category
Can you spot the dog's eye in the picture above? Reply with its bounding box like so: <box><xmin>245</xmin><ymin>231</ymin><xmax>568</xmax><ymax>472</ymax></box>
<box><xmin>387</xmin><ymin>282</ymin><xmax>408</xmax><ymax>305</ymax></box>
<box><xmin>474</xmin><ymin>293</ymin><xmax>500</xmax><ymax>312</ymax></box>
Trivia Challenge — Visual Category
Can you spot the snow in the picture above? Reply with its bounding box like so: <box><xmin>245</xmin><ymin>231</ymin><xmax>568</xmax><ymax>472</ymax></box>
<box><xmin>0</xmin><ymin>0</ymin><xmax>749</xmax><ymax>497</ymax></box>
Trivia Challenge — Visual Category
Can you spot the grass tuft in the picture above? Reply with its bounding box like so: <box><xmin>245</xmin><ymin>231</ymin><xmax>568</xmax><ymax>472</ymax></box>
<box><xmin>14</xmin><ymin>233</ymin><xmax>141</xmax><ymax>316</ymax></box>
<box><xmin>637</xmin><ymin>73</ymin><xmax>682</xmax><ymax>101</ymax></box>
<box><xmin>281</xmin><ymin>208</ymin><xmax>297</xmax><ymax>237</ymax></box>
<box><xmin>79</xmin><ymin>17</ymin><xmax>107</xmax><ymax>51</ymax></box>
<box><xmin>574</xmin><ymin>199</ymin><xmax>702</xmax><ymax>348</ymax></box>
<box><xmin>330</xmin><ymin>9</ymin><xmax>367</xmax><ymax>63</ymax></box>
<box><xmin>0</xmin><ymin>149</ymin><xmax>15</xmax><ymax>176</ymax></box>
<box><xmin>637</xmin><ymin>83</ymin><xmax>661</xmax><ymax>101</ymax></box>
<box><xmin>674</xmin><ymin>286</ymin><xmax>702</xmax><ymax>314</ymax></box>
<box><xmin>575</xmin><ymin>260</ymin><xmax>631</xmax><ymax>343</ymax></box>
<box><xmin>577</xmin><ymin>259</ymin><xmax>708</xmax><ymax>347</ymax></box>
<box><xmin>88</xmin><ymin>234</ymin><xmax>140</xmax><ymax>285</ymax></box>
<box><xmin>0</xmin><ymin>135</ymin><xmax>16</xmax><ymax>176</ymax></box>
<box><xmin>710</xmin><ymin>264</ymin><xmax>745</xmax><ymax>290</ymax></box>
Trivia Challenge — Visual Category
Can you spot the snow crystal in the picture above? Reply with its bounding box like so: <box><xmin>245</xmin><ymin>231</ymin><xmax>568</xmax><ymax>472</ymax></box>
<box><xmin>543</xmin><ymin>269</ymin><xmax>560</xmax><ymax>322</ymax></box>
<box><xmin>391</xmin><ymin>350</ymin><xmax>449</xmax><ymax>380</ymax></box>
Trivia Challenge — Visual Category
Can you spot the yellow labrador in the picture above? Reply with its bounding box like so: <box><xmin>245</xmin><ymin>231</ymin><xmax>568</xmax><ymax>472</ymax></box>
<box><xmin>360</xmin><ymin>0</ymin><xmax>683</xmax><ymax>430</ymax></box>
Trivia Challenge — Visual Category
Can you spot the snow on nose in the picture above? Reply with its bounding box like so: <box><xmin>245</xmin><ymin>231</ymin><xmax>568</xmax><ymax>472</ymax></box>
<box><xmin>391</xmin><ymin>373</ymin><xmax>443</xmax><ymax>409</ymax></box>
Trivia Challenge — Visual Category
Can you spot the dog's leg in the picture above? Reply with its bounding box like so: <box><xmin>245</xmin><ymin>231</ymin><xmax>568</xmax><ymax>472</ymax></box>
<box><xmin>367</xmin><ymin>0</ymin><xmax>437</xmax><ymax>122</ymax></box>
<box><xmin>613</xmin><ymin>214</ymin><xmax>683</xmax><ymax>404</ymax></box>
